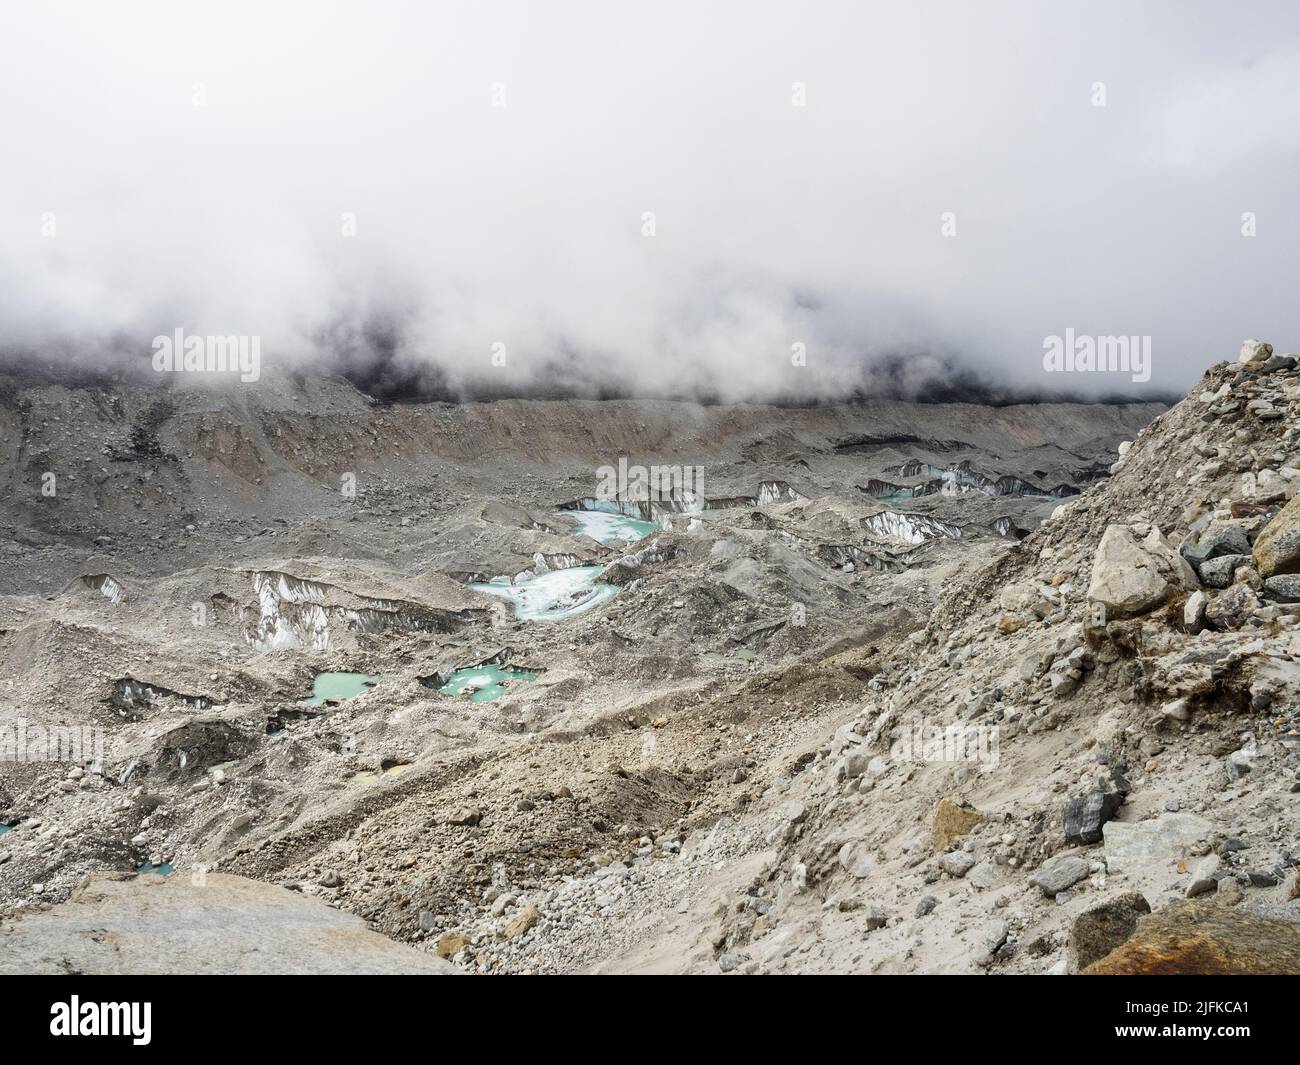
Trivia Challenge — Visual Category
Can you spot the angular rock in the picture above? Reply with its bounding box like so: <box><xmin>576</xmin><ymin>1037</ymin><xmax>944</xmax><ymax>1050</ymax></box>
<box><xmin>1225</xmin><ymin>748</ymin><xmax>1254</xmax><ymax>781</ymax></box>
<box><xmin>1198</xmin><ymin>553</ymin><xmax>1252</xmax><ymax>588</ymax></box>
<box><xmin>1049</xmin><ymin>671</ymin><xmax>1079</xmax><ymax>698</ymax></box>
<box><xmin>938</xmin><ymin>850</ymin><xmax>977</xmax><ymax>878</ymax></box>
<box><xmin>435</xmin><ymin>930</ymin><xmax>469</xmax><ymax>958</ymax></box>
<box><xmin>932</xmin><ymin>798</ymin><xmax>983</xmax><ymax>851</ymax></box>
<box><xmin>782</xmin><ymin>799</ymin><xmax>809</xmax><ymax>824</ymax></box>
<box><xmin>1186</xmin><ymin>854</ymin><xmax>1221</xmax><ymax>898</ymax></box>
<box><xmin>1179</xmin><ymin>541</ymin><xmax>1213</xmax><ymax>572</ymax></box>
<box><xmin>503</xmin><ymin>903</ymin><xmax>539</xmax><ymax>938</ymax></box>
<box><xmin>1071</xmin><ymin>892</ymin><xmax>1151</xmax><ymax>969</ymax></box>
<box><xmin>1083</xmin><ymin>899</ymin><xmax>1300</xmax><ymax>974</ymax></box>
<box><xmin>1064</xmin><ymin>789</ymin><xmax>1121</xmax><ymax>846</ymax></box>
<box><xmin>1016</xmin><ymin>650</ymin><xmax>1051</xmax><ymax>682</ymax></box>
<box><xmin>1239</xmin><ymin>339</ymin><xmax>1273</xmax><ymax>364</ymax></box>
<box><xmin>1263</xmin><ymin>574</ymin><xmax>1300</xmax><ymax>603</ymax></box>
<box><xmin>1183</xmin><ymin>589</ymin><xmax>1208</xmax><ymax>631</ymax></box>
<box><xmin>1197</xmin><ymin>523</ymin><xmax>1252</xmax><ymax>560</ymax></box>
<box><xmin>968</xmin><ymin>862</ymin><xmax>999</xmax><ymax>890</ymax></box>
<box><xmin>1204</xmin><ymin>584</ymin><xmax>1260</xmax><ymax>630</ymax></box>
<box><xmin>1253</xmin><ymin>494</ymin><xmax>1300</xmax><ymax>578</ymax></box>
<box><xmin>1087</xmin><ymin>524</ymin><xmax>1196</xmax><ymax>620</ymax></box>
<box><xmin>977</xmin><ymin>920</ymin><xmax>1010</xmax><ymax>964</ymax></box>
<box><xmin>1030</xmin><ymin>854</ymin><xmax>1090</xmax><ymax>897</ymax></box>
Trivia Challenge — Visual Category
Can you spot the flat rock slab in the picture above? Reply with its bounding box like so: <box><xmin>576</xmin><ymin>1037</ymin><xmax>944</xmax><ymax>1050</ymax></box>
<box><xmin>1029</xmin><ymin>854</ymin><xmax>1090</xmax><ymax>897</ymax></box>
<box><xmin>1102</xmin><ymin>812</ymin><xmax>1212</xmax><ymax>875</ymax></box>
<box><xmin>0</xmin><ymin>872</ymin><xmax>456</xmax><ymax>975</ymax></box>
<box><xmin>1084</xmin><ymin>899</ymin><xmax>1300</xmax><ymax>974</ymax></box>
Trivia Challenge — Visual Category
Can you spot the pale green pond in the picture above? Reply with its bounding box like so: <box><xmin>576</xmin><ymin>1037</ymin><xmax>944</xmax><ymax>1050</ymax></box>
<box><xmin>136</xmin><ymin>862</ymin><xmax>174</xmax><ymax>875</ymax></box>
<box><xmin>300</xmin><ymin>672</ymin><xmax>381</xmax><ymax>706</ymax></box>
<box><xmin>701</xmin><ymin>649</ymin><xmax>758</xmax><ymax>663</ymax></box>
<box><xmin>439</xmin><ymin>663</ymin><xmax>538</xmax><ymax>701</ymax></box>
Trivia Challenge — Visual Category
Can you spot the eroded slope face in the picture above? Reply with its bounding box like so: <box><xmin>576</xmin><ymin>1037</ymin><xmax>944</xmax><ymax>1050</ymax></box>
<box><xmin>0</xmin><ymin>371</ymin><xmax>1164</xmax><ymax>973</ymax></box>
<box><xmin>699</xmin><ymin>343</ymin><xmax>1300</xmax><ymax>975</ymax></box>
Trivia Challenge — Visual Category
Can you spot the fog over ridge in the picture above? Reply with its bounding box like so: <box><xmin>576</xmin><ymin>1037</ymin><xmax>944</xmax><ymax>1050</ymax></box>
<box><xmin>2</xmin><ymin>0</ymin><xmax>1298</xmax><ymax>402</ymax></box>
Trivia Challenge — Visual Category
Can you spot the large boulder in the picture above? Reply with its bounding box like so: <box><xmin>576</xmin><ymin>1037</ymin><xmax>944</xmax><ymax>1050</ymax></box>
<box><xmin>1239</xmin><ymin>339</ymin><xmax>1273</xmax><ymax>364</ymax></box>
<box><xmin>1180</xmin><ymin>522</ymin><xmax>1251</xmax><ymax>576</ymax></box>
<box><xmin>1102</xmin><ymin>812</ymin><xmax>1212</xmax><ymax>875</ymax></box>
<box><xmin>1029</xmin><ymin>854</ymin><xmax>1091</xmax><ymax>897</ymax></box>
<box><xmin>1196</xmin><ymin>553</ymin><xmax>1252</xmax><ymax>589</ymax></box>
<box><xmin>1064</xmin><ymin>789</ymin><xmax>1121</xmax><ymax>845</ymax></box>
<box><xmin>1198</xmin><ymin>522</ymin><xmax>1252</xmax><ymax>558</ymax></box>
<box><xmin>938</xmin><ymin>850</ymin><xmax>977</xmax><ymax>878</ymax></box>
<box><xmin>1253</xmin><ymin>495</ymin><xmax>1300</xmax><ymax>577</ymax></box>
<box><xmin>1263</xmin><ymin>574</ymin><xmax>1300</xmax><ymax>603</ymax></box>
<box><xmin>0</xmin><ymin>872</ymin><xmax>457</xmax><ymax>975</ymax></box>
<box><xmin>1071</xmin><ymin>892</ymin><xmax>1151</xmax><ymax>969</ymax></box>
<box><xmin>1087</xmin><ymin>525</ymin><xmax>1197</xmax><ymax>620</ymax></box>
<box><xmin>1083</xmin><ymin>899</ymin><xmax>1300</xmax><ymax>974</ymax></box>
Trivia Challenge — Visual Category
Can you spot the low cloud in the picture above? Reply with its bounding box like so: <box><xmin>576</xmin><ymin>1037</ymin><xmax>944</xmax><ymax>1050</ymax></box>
<box><xmin>1</xmin><ymin>0</ymin><xmax>1297</xmax><ymax>402</ymax></box>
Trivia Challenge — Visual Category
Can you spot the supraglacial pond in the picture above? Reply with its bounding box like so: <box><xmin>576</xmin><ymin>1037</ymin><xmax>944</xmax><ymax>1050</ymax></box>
<box><xmin>300</xmin><ymin>672</ymin><xmax>381</xmax><ymax>706</ymax></box>
<box><xmin>439</xmin><ymin>663</ymin><xmax>538</xmax><ymax>701</ymax></box>
<box><xmin>566</xmin><ymin>510</ymin><xmax>657</xmax><ymax>544</ymax></box>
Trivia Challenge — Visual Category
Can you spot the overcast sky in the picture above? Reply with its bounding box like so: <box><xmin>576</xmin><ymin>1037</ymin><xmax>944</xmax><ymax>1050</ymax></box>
<box><xmin>2</xmin><ymin>0</ymin><xmax>1298</xmax><ymax>401</ymax></box>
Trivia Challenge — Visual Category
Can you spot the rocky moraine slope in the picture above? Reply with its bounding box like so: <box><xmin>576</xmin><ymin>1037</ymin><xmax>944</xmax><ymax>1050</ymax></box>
<box><xmin>1</xmin><ymin>342</ymin><xmax>1297</xmax><ymax>974</ymax></box>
